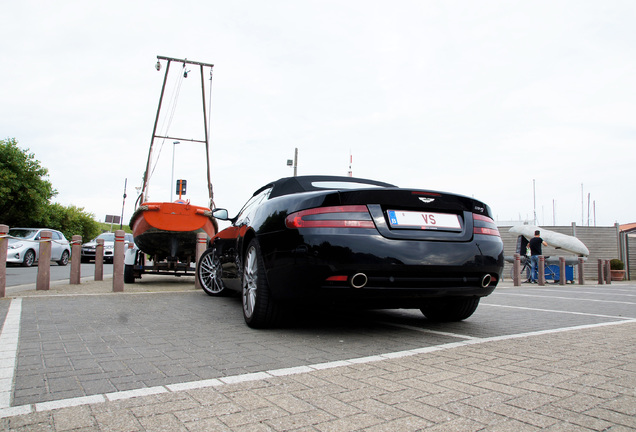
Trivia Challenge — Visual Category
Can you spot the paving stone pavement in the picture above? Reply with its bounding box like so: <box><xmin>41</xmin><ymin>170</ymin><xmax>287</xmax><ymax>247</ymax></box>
<box><xmin>1</xmin><ymin>322</ymin><xmax>635</xmax><ymax>431</ymax></box>
<box><xmin>0</xmin><ymin>278</ymin><xmax>635</xmax><ymax>431</ymax></box>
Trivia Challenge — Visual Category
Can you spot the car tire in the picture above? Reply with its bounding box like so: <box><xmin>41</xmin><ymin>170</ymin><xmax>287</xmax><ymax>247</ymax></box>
<box><xmin>124</xmin><ymin>264</ymin><xmax>135</xmax><ymax>284</ymax></box>
<box><xmin>22</xmin><ymin>250</ymin><xmax>36</xmax><ymax>267</ymax></box>
<box><xmin>197</xmin><ymin>248</ymin><xmax>228</xmax><ymax>296</ymax></box>
<box><xmin>57</xmin><ymin>250</ymin><xmax>70</xmax><ymax>266</ymax></box>
<box><xmin>420</xmin><ymin>297</ymin><xmax>480</xmax><ymax>322</ymax></box>
<box><xmin>242</xmin><ymin>239</ymin><xmax>280</xmax><ymax>328</ymax></box>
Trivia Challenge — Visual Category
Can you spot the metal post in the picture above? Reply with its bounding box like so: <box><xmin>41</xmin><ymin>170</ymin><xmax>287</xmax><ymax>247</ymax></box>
<box><xmin>578</xmin><ymin>258</ymin><xmax>585</xmax><ymax>285</ymax></box>
<box><xmin>538</xmin><ymin>255</ymin><xmax>545</xmax><ymax>286</ymax></box>
<box><xmin>199</xmin><ymin>63</ymin><xmax>215</xmax><ymax>208</ymax></box>
<box><xmin>70</xmin><ymin>235</ymin><xmax>82</xmax><ymax>284</ymax></box>
<box><xmin>113</xmin><ymin>230</ymin><xmax>125</xmax><ymax>292</ymax></box>
<box><xmin>598</xmin><ymin>259</ymin><xmax>604</xmax><ymax>284</ymax></box>
<box><xmin>513</xmin><ymin>253</ymin><xmax>520</xmax><ymax>286</ymax></box>
<box><xmin>0</xmin><ymin>224</ymin><xmax>8</xmax><ymax>297</ymax></box>
<box><xmin>532</xmin><ymin>179</ymin><xmax>537</xmax><ymax>225</ymax></box>
<box><xmin>171</xmin><ymin>142</ymin><xmax>179</xmax><ymax>202</ymax></box>
<box><xmin>559</xmin><ymin>257</ymin><xmax>566</xmax><ymax>285</ymax></box>
<box><xmin>37</xmin><ymin>230</ymin><xmax>52</xmax><ymax>291</ymax></box>
<box><xmin>95</xmin><ymin>238</ymin><xmax>104</xmax><ymax>281</ymax></box>
<box><xmin>605</xmin><ymin>260</ymin><xmax>611</xmax><ymax>285</ymax></box>
<box><xmin>141</xmin><ymin>59</ymin><xmax>172</xmax><ymax>203</ymax></box>
<box><xmin>120</xmin><ymin>178</ymin><xmax>127</xmax><ymax>230</ymax></box>
<box><xmin>195</xmin><ymin>233</ymin><xmax>207</xmax><ymax>290</ymax></box>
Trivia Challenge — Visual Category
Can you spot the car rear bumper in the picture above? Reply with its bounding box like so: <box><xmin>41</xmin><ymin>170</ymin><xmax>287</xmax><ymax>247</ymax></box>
<box><xmin>260</xmin><ymin>231</ymin><xmax>504</xmax><ymax>303</ymax></box>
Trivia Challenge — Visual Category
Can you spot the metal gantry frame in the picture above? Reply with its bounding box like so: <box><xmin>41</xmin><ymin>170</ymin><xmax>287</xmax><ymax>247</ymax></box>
<box><xmin>140</xmin><ymin>55</ymin><xmax>215</xmax><ymax>209</ymax></box>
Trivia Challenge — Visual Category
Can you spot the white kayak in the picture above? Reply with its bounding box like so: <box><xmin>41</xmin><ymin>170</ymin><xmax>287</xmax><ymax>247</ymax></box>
<box><xmin>509</xmin><ymin>225</ymin><xmax>589</xmax><ymax>256</ymax></box>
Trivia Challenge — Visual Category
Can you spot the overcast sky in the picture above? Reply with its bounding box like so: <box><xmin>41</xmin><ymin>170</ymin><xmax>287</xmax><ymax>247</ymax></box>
<box><xmin>2</xmin><ymin>1</ymin><xmax>634</xmax><ymax>228</ymax></box>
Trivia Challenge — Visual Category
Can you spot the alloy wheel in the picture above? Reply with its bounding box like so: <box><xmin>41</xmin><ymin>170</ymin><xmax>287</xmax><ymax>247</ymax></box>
<box><xmin>242</xmin><ymin>245</ymin><xmax>258</xmax><ymax>319</ymax></box>
<box><xmin>198</xmin><ymin>249</ymin><xmax>225</xmax><ymax>295</ymax></box>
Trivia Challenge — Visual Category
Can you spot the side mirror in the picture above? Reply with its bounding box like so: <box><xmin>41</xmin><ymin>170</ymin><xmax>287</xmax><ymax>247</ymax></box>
<box><xmin>212</xmin><ymin>208</ymin><xmax>230</xmax><ymax>220</ymax></box>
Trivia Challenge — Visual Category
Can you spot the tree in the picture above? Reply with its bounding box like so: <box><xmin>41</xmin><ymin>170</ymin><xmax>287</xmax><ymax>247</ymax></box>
<box><xmin>44</xmin><ymin>203</ymin><xmax>101</xmax><ymax>242</ymax></box>
<box><xmin>1</xmin><ymin>138</ymin><xmax>105</xmax><ymax>241</ymax></box>
<box><xmin>0</xmin><ymin>138</ymin><xmax>57</xmax><ymax>227</ymax></box>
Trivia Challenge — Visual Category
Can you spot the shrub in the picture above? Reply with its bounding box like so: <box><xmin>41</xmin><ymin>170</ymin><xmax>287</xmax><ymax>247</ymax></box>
<box><xmin>610</xmin><ymin>259</ymin><xmax>624</xmax><ymax>270</ymax></box>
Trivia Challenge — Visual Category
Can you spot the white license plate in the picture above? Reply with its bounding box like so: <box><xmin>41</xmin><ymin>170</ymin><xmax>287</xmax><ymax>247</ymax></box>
<box><xmin>387</xmin><ymin>210</ymin><xmax>461</xmax><ymax>229</ymax></box>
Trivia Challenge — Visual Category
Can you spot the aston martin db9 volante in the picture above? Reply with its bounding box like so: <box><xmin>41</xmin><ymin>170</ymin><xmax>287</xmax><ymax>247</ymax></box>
<box><xmin>197</xmin><ymin>176</ymin><xmax>504</xmax><ymax>328</ymax></box>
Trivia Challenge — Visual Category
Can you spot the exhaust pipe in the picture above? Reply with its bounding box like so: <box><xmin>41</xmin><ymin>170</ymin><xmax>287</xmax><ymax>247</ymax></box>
<box><xmin>481</xmin><ymin>274</ymin><xmax>492</xmax><ymax>288</ymax></box>
<box><xmin>350</xmin><ymin>273</ymin><xmax>368</xmax><ymax>289</ymax></box>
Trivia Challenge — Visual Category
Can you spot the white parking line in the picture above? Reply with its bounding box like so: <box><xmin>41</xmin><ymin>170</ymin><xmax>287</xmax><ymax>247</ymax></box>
<box><xmin>0</xmin><ymin>299</ymin><xmax>21</xmax><ymax>409</ymax></box>
<box><xmin>481</xmin><ymin>303</ymin><xmax>636</xmax><ymax>320</ymax></box>
<box><xmin>1</xmin><ymin>318</ymin><xmax>634</xmax><ymax>419</ymax></box>
<box><xmin>495</xmin><ymin>292</ymin><xmax>636</xmax><ymax>305</ymax></box>
<box><xmin>526</xmin><ymin>287</ymin><xmax>636</xmax><ymax>297</ymax></box>
<box><xmin>378</xmin><ymin>322</ymin><xmax>479</xmax><ymax>340</ymax></box>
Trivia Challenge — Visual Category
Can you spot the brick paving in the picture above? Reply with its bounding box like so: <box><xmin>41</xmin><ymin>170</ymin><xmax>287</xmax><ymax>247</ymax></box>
<box><xmin>0</xmin><ymin>278</ymin><xmax>634</xmax><ymax>431</ymax></box>
<box><xmin>0</xmin><ymin>322</ymin><xmax>634</xmax><ymax>431</ymax></box>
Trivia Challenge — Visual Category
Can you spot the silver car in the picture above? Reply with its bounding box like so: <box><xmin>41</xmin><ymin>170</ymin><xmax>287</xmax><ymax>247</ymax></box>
<box><xmin>81</xmin><ymin>232</ymin><xmax>134</xmax><ymax>263</ymax></box>
<box><xmin>6</xmin><ymin>228</ymin><xmax>71</xmax><ymax>267</ymax></box>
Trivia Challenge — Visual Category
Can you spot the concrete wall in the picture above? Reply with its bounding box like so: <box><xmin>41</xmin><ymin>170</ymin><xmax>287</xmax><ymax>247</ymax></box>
<box><xmin>499</xmin><ymin>224</ymin><xmax>622</xmax><ymax>281</ymax></box>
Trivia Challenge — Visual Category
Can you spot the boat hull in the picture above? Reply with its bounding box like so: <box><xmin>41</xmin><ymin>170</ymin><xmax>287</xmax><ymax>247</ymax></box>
<box><xmin>130</xmin><ymin>202</ymin><xmax>217</xmax><ymax>262</ymax></box>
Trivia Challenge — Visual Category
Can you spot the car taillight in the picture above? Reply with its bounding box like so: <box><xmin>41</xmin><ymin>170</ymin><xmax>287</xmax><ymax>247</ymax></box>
<box><xmin>285</xmin><ymin>205</ymin><xmax>375</xmax><ymax>229</ymax></box>
<box><xmin>473</xmin><ymin>213</ymin><xmax>500</xmax><ymax>236</ymax></box>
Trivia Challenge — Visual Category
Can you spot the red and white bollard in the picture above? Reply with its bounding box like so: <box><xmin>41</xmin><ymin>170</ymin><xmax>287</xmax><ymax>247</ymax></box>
<box><xmin>0</xmin><ymin>224</ymin><xmax>8</xmax><ymax>297</ymax></box>
<box><xmin>513</xmin><ymin>253</ymin><xmax>521</xmax><ymax>286</ymax></box>
<box><xmin>113</xmin><ymin>230</ymin><xmax>125</xmax><ymax>292</ymax></box>
<box><xmin>559</xmin><ymin>257</ymin><xmax>566</xmax><ymax>285</ymax></box>
<box><xmin>195</xmin><ymin>233</ymin><xmax>207</xmax><ymax>290</ymax></box>
<box><xmin>95</xmin><ymin>238</ymin><xmax>104</xmax><ymax>281</ymax></box>
<box><xmin>37</xmin><ymin>230</ymin><xmax>52</xmax><ymax>291</ymax></box>
<box><xmin>70</xmin><ymin>235</ymin><xmax>82</xmax><ymax>285</ymax></box>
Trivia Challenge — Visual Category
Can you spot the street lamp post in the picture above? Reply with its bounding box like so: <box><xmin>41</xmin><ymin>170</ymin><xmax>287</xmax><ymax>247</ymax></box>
<box><xmin>286</xmin><ymin>148</ymin><xmax>298</xmax><ymax>177</ymax></box>
<box><xmin>171</xmin><ymin>141</ymin><xmax>180</xmax><ymax>201</ymax></box>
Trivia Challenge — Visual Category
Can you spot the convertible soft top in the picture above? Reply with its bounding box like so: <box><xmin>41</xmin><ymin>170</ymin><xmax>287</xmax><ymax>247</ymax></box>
<box><xmin>260</xmin><ymin>176</ymin><xmax>397</xmax><ymax>199</ymax></box>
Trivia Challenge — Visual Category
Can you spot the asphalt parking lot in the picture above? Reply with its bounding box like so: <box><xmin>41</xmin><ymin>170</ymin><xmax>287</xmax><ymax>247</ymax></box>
<box><xmin>0</xmin><ymin>278</ymin><xmax>634</xmax><ymax>431</ymax></box>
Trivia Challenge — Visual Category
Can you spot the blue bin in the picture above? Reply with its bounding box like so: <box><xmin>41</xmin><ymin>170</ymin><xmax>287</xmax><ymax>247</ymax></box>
<box><xmin>545</xmin><ymin>265</ymin><xmax>574</xmax><ymax>282</ymax></box>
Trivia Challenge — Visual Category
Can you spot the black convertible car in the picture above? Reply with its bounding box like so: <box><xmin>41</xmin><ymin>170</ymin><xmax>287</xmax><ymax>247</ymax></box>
<box><xmin>197</xmin><ymin>175</ymin><xmax>504</xmax><ymax>328</ymax></box>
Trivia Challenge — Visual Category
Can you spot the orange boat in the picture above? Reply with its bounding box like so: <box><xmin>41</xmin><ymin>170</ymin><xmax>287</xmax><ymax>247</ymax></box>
<box><xmin>129</xmin><ymin>201</ymin><xmax>217</xmax><ymax>262</ymax></box>
<box><xmin>125</xmin><ymin>56</ymin><xmax>217</xmax><ymax>282</ymax></box>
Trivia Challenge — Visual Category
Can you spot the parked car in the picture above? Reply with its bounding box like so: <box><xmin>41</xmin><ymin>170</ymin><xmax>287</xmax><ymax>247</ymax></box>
<box><xmin>6</xmin><ymin>228</ymin><xmax>71</xmax><ymax>267</ymax></box>
<box><xmin>81</xmin><ymin>232</ymin><xmax>134</xmax><ymax>263</ymax></box>
<box><xmin>196</xmin><ymin>175</ymin><xmax>504</xmax><ymax>328</ymax></box>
